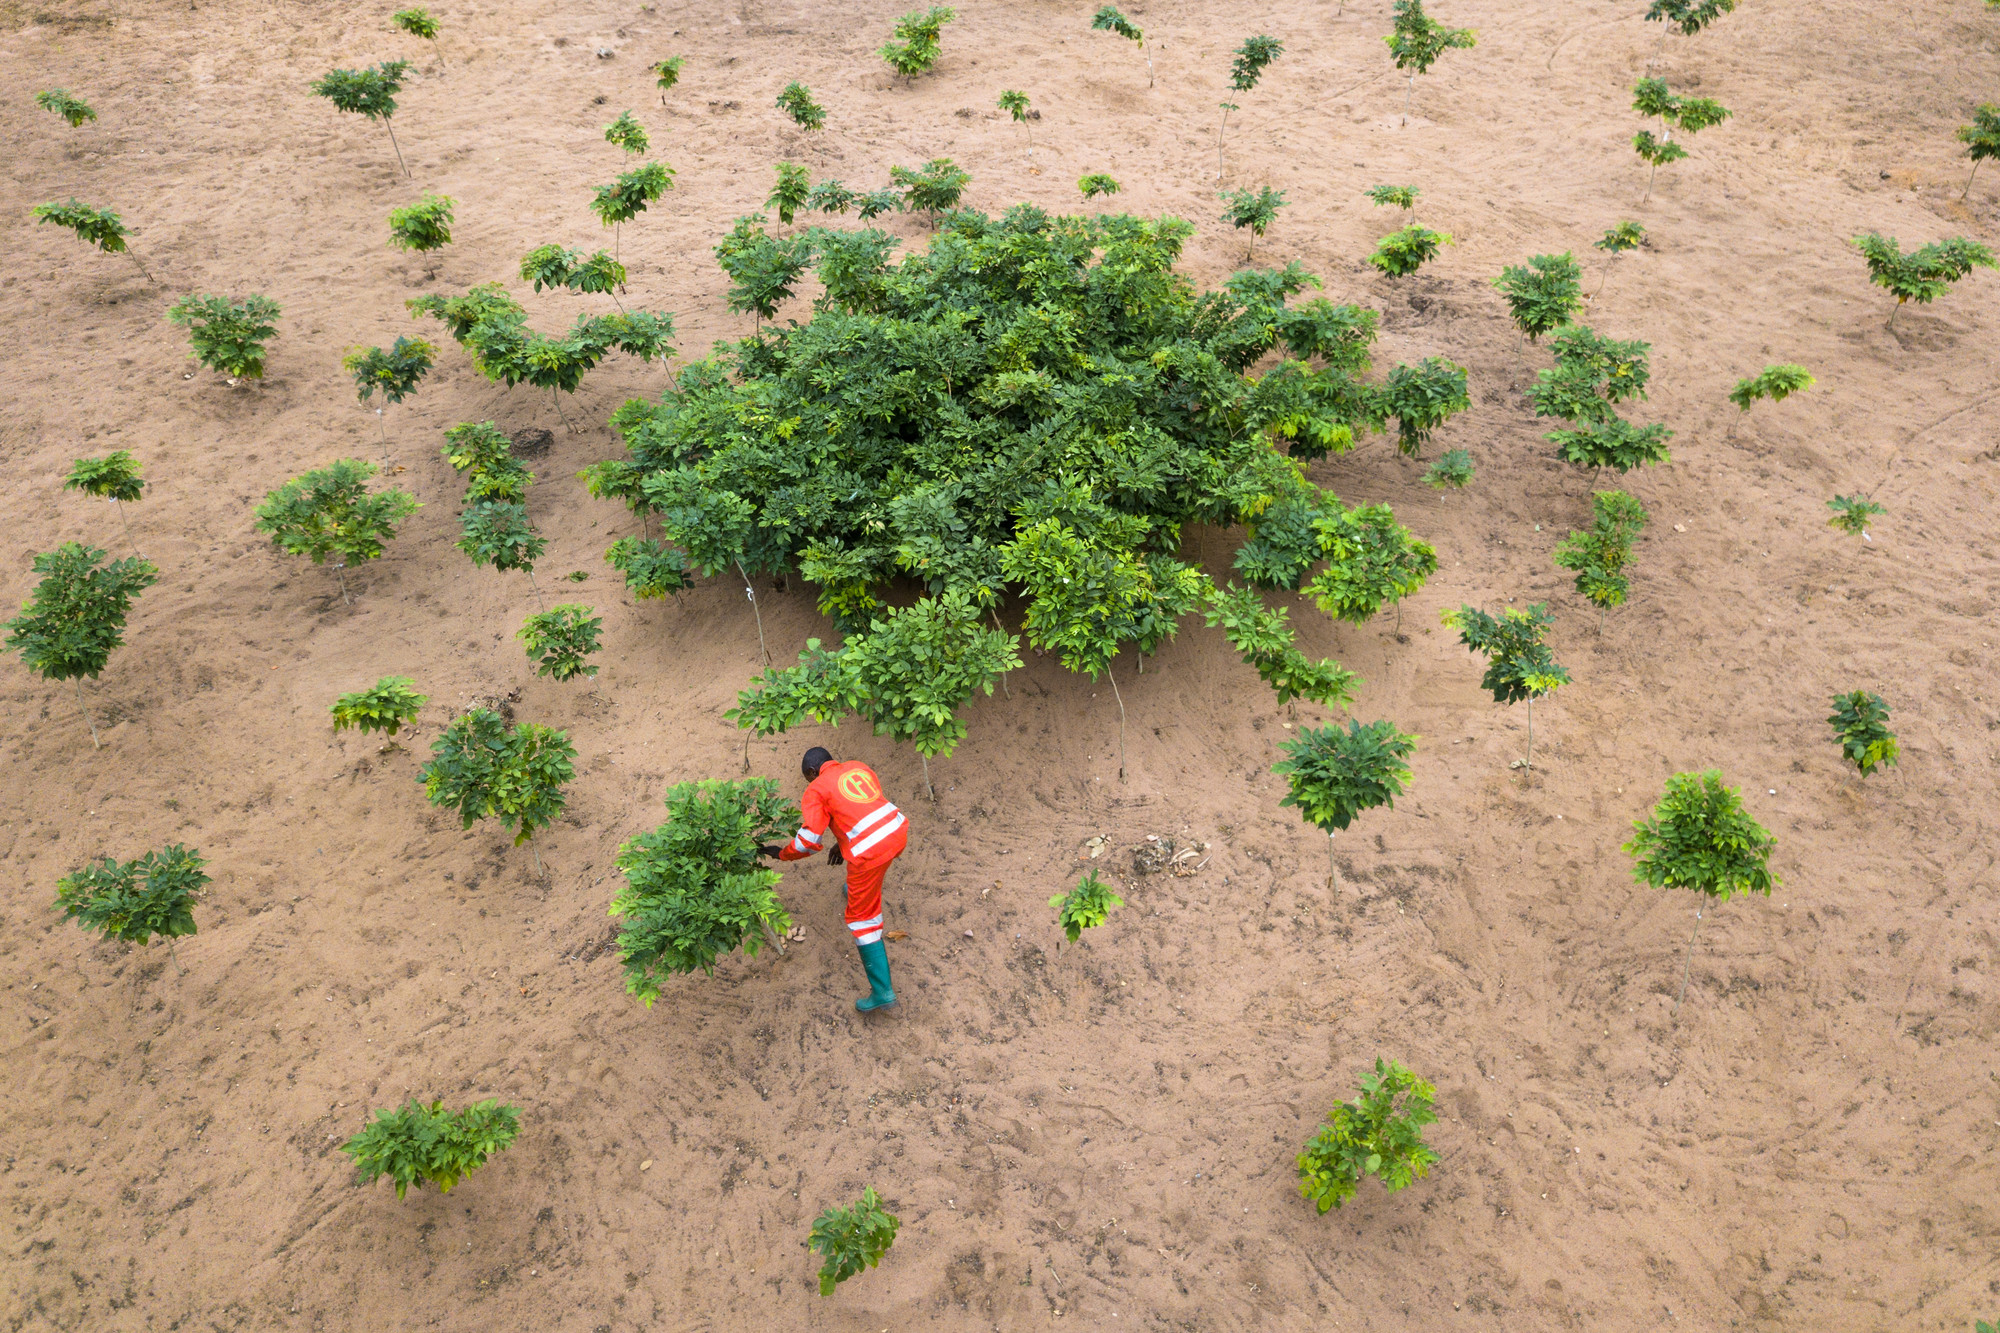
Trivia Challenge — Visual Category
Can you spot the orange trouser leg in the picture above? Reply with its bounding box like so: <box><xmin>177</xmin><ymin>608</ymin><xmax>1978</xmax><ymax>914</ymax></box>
<box><xmin>844</xmin><ymin>858</ymin><xmax>891</xmax><ymax>945</ymax></box>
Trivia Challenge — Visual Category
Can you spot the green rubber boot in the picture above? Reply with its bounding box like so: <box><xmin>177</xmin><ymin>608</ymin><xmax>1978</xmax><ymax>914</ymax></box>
<box><xmin>855</xmin><ymin>940</ymin><xmax>896</xmax><ymax>1012</ymax></box>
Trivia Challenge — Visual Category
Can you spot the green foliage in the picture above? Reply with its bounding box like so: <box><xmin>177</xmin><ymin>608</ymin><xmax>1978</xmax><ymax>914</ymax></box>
<box><xmin>36</xmin><ymin>89</ymin><xmax>97</xmax><ymax>127</ymax></box>
<box><xmin>1961</xmin><ymin>104</ymin><xmax>2000</xmax><ymax>196</ymax></box>
<box><xmin>1424</xmin><ymin>449</ymin><xmax>1473</xmax><ymax>490</ymax></box>
<box><xmin>1378</xmin><ymin>357</ymin><xmax>1468</xmax><ymax>456</ymax></box>
<box><xmin>167</xmin><ymin>293</ymin><xmax>281</xmax><ymax>379</ymax></box>
<box><xmin>1229</xmin><ymin>34</ymin><xmax>1285</xmax><ymax>91</ymax></box>
<box><xmin>590</xmin><ymin>204</ymin><xmax>1419</xmax><ymax>718</ymax></box>
<box><xmin>1366</xmin><ymin>184</ymin><xmax>1418</xmax><ymax>211</ymax></box>
<box><xmin>1078</xmin><ymin>173</ymin><xmax>1121</xmax><ymax>199</ymax></box>
<box><xmin>1203</xmin><ymin>583</ymin><xmax>1360</xmax><ymax>711</ymax></box>
<box><xmin>1092</xmin><ymin>5</ymin><xmax>1142</xmax><ymax>42</ymax></box>
<box><xmin>518</xmin><ymin>604</ymin><xmax>603</xmax><ymax>681</ymax></box>
<box><xmin>1274</xmin><ymin>719</ymin><xmax>1417</xmax><ymax>833</ymax></box>
<box><xmin>592</xmin><ymin>161</ymin><xmax>676</xmax><ymax>228</ymax></box>
<box><xmin>810</xmin><ymin>1187</ymin><xmax>901</xmax><ymax>1296</ymax></box>
<box><xmin>768</xmin><ymin>162</ymin><xmax>812</xmax><ymax>228</ymax></box>
<box><xmin>1051</xmin><ymin>869</ymin><xmax>1124</xmax><ymax>942</ymax></box>
<box><xmin>604</xmin><ymin>109</ymin><xmax>649</xmax><ymax>154</ymax></box>
<box><xmin>1385</xmin><ymin>0</ymin><xmax>1475</xmax><ymax>75</ymax></box>
<box><xmin>1220</xmin><ymin>186</ymin><xmax>1286</xmax><ymax>253</ymax></box>
<box><xmin>1595</xmin><ymin>221</ymin><xmax>1646</xmax><ymax>254</ymax></box>
<box><xmin>32</xmin><ymin>200</ymin><xmax>128</xmax><ymax>255</ymax></box>
<box><xmin>805</xmin><ymin>178</ymin><xmax>858</xmax><ymax>214</ymax></box>
<box><xmin>1368</xmin><ymin>224</ymin><xmax>1452</xmax><ymax>277</ymax></box>
<box><xmin>457</xmin><ymin>500</ymin><xmax>545</xmax><ymax>574</ymax></box>
<box><xmin>410</xmin><ymin>283</ymin><xmax>675</xmax><ymax>402</ymax></box>
<box><xmin>56</xmin><ymin>845</ymin><xmax>209</xmax><ymax>947</ymax></box>
<box><xmin>1828</xmin><ymin>691</ymin><xmax>1898</xmax><ymax>777</ymax></box>
<box><xmin>4</xmin><ymin>543</ymin><xmax>156</xmax><ymax>684</ymax></box>
<box><xmin>651</xmin><ymin>56</ymin><xmax>684</xmax><ymax>98</ymax></box>
<box><xmin>1552</xmin><ymin>490</ymin><xmax>1647</xmax><ymax>612</ymax></box>
<box><xmin>776</xmin><ymin>82</ymin><xmax>826</xmax><ymax>132</ymax></box>
<box><xmin>393</xmin><ymin>7</ymin><xmax>439</xmax><ymax>41</ymax></box>
<box><xmin>442</xmin><ymin>420</ymin><xmax>527</xmax><ymax>495</ymax></box>
<box><xmin>1632</xmin><ymin>130</ymin><xmax>1689</xmax><ymax>169</ymax></box>
<box><xmin>1297</xmin><ymin>1059</ymin><xmax>1439</xmax><ymax>1213</ymax></box>
<box><xmin>520</xmin><ymin>243</ymin><xmax>580</xmax><ymax>291</ymax></box>
<box><xmin>343</xmin><ymin>336</ymin><xmax>435</xmax><ymax>405</ymax></box>
<box><xmin>609</xmin><ymin>779</ymin><xmax>798</xmax><ymax>1001</ymax></box>
<box><xmin>420</xmin><ymin>709</ymin><xmax>576</xmax><ymax>845</ymax></box>
<box><xmin>1644</xmin><ymin>0</ymin><xmax>1736</xmax><ymax>37</ymax></box>
<box><xmin>1826</xmin><ymin>493</ymin><xmax>1884</xmax><ymax>535</ymax></box>
<box><xmin>342</xmin><ymin>1100</ymin><xmax>518</xmax><ymax>1199</ymax></box>
<box><xmin>605</xmin><ymin>537</ymin><xmax>693</xmax><ymax>599</ymax></box>
<box><xmin>1442</xmin><ymin>603</ymin><xmax>1568</xmax><ymax>704</ymax></box>
<box><xmin>1674</xmin><ymin>97</ymin><xmax>1731</xmax><ymax>133</ymax></box>
<box><xmin>1729</xmin><ymin>363</ymin><xmax>1814</xmax><ymax>411</ymax></box>
<box><xmin>881</xmin><ymin>6</ymin><xmax>955</xmax><ymax>81</ymax></box>
<box><xmin>1852</xmin><ymin>233</ymin><xmax>1996</xmax><ymax>313</ymax></box>
<box><xmin>387</xmin><ymin>193</ymin><xmax>454</xmax><ymax>252</ymax></box>
<box><xmin>1306</xmin><ymin>503</ymin><xmax>1439</xmax><ymax>624</ymax></box>
<box><xmin>65</xmin><ymin>452</ymin><xmax>145</xmax><ymax>504</ymax></box>
<box><xmin>715</xmin><ymin>214</ymin><xmax>814</xmax><ymax>321</ymax></box>
<box><xmin>1492</xmin><ymin>253</ymin><xmax>1582</xmax><ymax>341</ymax></box>
<box><xmin>1625</xmin><ymin>771</ymin><xmax>1777</xmax><ymax>900</ymax></box>
<box><xmin>331</xmin><ymin>676</ymin><xmax>427</xmax><ymax>737</ymax></box>
<box><xmin>855</xmin><ymin>187</ymin><xmax>905</xmax><ymax>220</ymax></box>
<box><xmin>310</xmin><ymin>61</ymin><xmax>411</xmax><ymax>122</ymax></box>
<box><xmin>255</xmin><ymin>460</ymin><xmax>418</xmax><ymax>573</ymax></box>
<box><xmin>891</xmin><ymin>157</ymin><xmax>970</xmax><ymax>219</ymax></box>
<box><xmin>1547</xmin><ymin>418</ymin><xmax>1673</xmax><ymax>472</ymax></box>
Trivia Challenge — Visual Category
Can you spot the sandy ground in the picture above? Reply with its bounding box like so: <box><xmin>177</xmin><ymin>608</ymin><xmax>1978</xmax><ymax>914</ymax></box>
<box><xmin>4</xmin><ymin>0</ymin><xmax>2000</xmax><ymax>1329</ymax></box>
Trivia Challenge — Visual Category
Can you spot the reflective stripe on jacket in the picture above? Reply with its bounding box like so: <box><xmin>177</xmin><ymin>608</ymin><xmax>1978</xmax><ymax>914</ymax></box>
<box><xmin>777</xmin><ymin>761</ymin><xmax>908</xmax><ymax>867</ymax></box>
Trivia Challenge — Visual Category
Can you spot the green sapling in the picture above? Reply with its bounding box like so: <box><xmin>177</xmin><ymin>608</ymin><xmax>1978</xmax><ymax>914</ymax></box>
<box><xmin>1078</xmin><ymin>173</ymin><xmax>1121</xmax><ymax>200</ymax></box>
<box><xmin>1220</xmin><ymin>186</ymin><xmax>1286</xmax><ymax>260</ymax></box>
<box><xmin>1297</xmin><ymin>1059</ymin><xmax>1439</xmax><ymax>1212</ymax></box>
<box><xmin>1826</xmin><ymin>494</ymin><xmax>1883</xmax><ymax>537</ymax></box>
<box><xmin>1424</xmin><ymin>448</ymin><xmax>1473</xmax><ymax>491</ymax></box>
<box><xmin>344</xmin><ymin>1100</ymin><xmax>519</xmax><ymax>1198</ymax></box>
<box><xmin>64</xmin><ymin>451</ymin><xmax>147</xmax><ymax>554</ymax></box>
<box><xmin>57</xmin><ymin>845</ymin><xmax>210</xmax><ymax>971</ymax></box>
<box><xmin>1442</xmin><ymin>603</ymin><xmax>1568</xmax><ymax>770</ymax></box>
<box><xmin>1852</xmin><ymin>232</ymin><xmax>1996</xmax><ymax>328</ymax></box>
<box><xmin>393</xmin><ymin>8</ymin><xmax>443</xmax><ymax>66</ymax></box>
<box><xmin>1626</xmin><ymin>770</ymin><xmax>1775</xmax><ymax>1016</ymax></box>
<box><xmin>255</xmin><ymin>459</ymin><xmax>420</xmax><ymax>604</ymax></box>
<box><xmin>998</xmin><ymin>90</ymin><xmax>1034</xmax><ymax>161</ymax></box>
<box><xmin>1385</xmin><ymin>0</ymin><xmax>1475</xmax><ymax>125</ymax></box>
<box><xmin>1369</xmin><ymin>224</ymin><xmax>1452</xmax><ymax>277</ymax></box>
<box><xmin>809</xmin><ymin>1188</ymin><xmax>900</xmax><ymax>1296</ymax></box>
<box><xmin>1959</xmin><ymin>104</ymin><xmax>1999</xmax><ymax>199</ymax></box>
<box><xmin>651</xmin><ymin>56</ymin><xmax>684</xmax><ymax>105</ymax></box>
<box><xmin>1728</xmin><ymin>364</ymin><xmax>1814</xmax><ymax>411</ymax></box>
<box><xmin>1493</xmin><ymin>252</ymin><xmax>1582</xmax><ymax>340</ymax></box>
<box><xmin>331</xmin><ymin>676</ymin><xmax>428</xmax><ymax>738</ymax></box>
<box><xmin>310</xmin><ymin>61</ymin><xmax>415</xmax><ymax>176</ymax></box>
<box><xmin>518</xmin><ymin>604</ymin><xmax>603</xmax><ymax>681</ymax></box>
<box><xmin>36</xmin><ymin>89</ymin><xmax>97</xmax><ymax>127</ymax></box>
<box><xmin>4</xmin><ymin>541</ymin><xmax>158</xmax><ymax>749</ymax></box>
<box><xmin>1051</xmin><ymin>869</ymin><xmax>1123</xmax><ymax>943</ymax></box>
<box><xmin>1091</xmin><ymin>6</ymin><xmax>1152</xmax><ymax>86</ymax></box>
<box><xmin>1274</xmin><ymin>718</ymin><xmax>1417</xmax><ymax>886</ymax></box>
<box><xmin>168</xmin><ymin>293</ymin><xmax>281</xmax><ymax>381</ymax></box>
<box><xmin>604</xmin><ymin>110</ymin><xmax>649</xmax><ymax>155</ymax></box>
<box><xmin>32</xmin><ymin>200</ymin><xmax>151</xmax><ymax>280</ymax></box>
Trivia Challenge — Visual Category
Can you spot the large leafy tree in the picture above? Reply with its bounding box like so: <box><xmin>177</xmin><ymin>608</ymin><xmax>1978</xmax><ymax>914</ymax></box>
<box><xmin>590</xmin><ymin>207</ymin><xmax>1447</xmax><ymax>739</ymax></box>
<box><xmin>5</xmin><ymin>542</ymin><xmax>158</xmax><ymax>749</ymax></box>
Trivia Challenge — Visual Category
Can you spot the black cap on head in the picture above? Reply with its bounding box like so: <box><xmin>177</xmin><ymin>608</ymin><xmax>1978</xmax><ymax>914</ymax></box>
<box><xmin>802</xmin><ymin>746</ymin><xmax>834</xmax><ymax>779</ymax></box>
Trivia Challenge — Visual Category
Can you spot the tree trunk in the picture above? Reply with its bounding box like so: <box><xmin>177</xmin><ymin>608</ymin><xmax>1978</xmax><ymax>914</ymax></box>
<box><xmin>1672</xmin><ymin>903</ymin><xmax>1706</xmax><ymax>1018</ymax></box>
<box><xmin>125</xmin><ymin>250</ymin><xmax>154</xmax><ymax>283</ymax></box>
<box><xmin>1643</xmin><ymin>160</ymin><xmax>1658</xmax><ymax>203</ymax></box>
<box><xmin>1404</xmin><ymin>74</ymin><xmax>1413</xmax><ymax>127</ymax></box>
<box><xmin>531</xmin><ymin>842</ymin><xmax>542</xmax><ymax>878</ymax></box>
<box><xmin>741</xmin><ymin>729</ymin><xmax>752</xmax><ymax>773</ymax></box>
<box><xmin>74</xmin><ymin>676</ymin><xmax>101</xmax><ymax>750</ymax></box>
<box><xmin>1965</xmin><ymin>159</ymin><xmax>1982</xmax><ymax>201</ymax></box>
<box><xmin>552</xmin><ymin>387</ymin><xmax>574</xmax><ymax>431</ymax></box>
<box><xmin>991</xmin><ymin>607</ymin><xmax>1010</xmax><ymax>699</ymax></box>
<box><xmin>169</xmin><ymin>938</ymin><xmax>185</xmax><ymax>975</ymax></box>
<box><xmin>114</xmin><ymin>499</ymin><xmax>143</xmax><ymax>558</ymax></box>
<box><xmin>526</xmin><ymin>567</ymin><xmax>547</xmax><ymax>612</ymax></box>
<box><xmin>759</xmin><ymin>917</ymin><xmax>787</xmax><ymax>956</ymax></box>
<box><xmin>334</xmin><ymin>565</ymin><xmax>350</xmax><ymax>605</ymax></box>
<box><xmin>1144</xmin><ymin>47</ymin><xmax>1154</xmax><ymax>87</ymax></box>
<box><xmin>920</xmin><ymin>752</ymin><xmax>935</xmax><ymax>801</ymax></box>
<box><xmin>1525</xmin><ymin>696</ymin><xmax>1534</xmax><ymax>771</ymax></box>
<box><xmin>1217</xmin><ymin>108</ymin><xmax>1231</xmax><ymax>181</ymax></box>
<box><xmin>1105</xmin><ymin>661</ymin><xmax>1128</xmax><ymax>782</ymax></box>
<box><xmin>1327</xmin><ymin>829</ymin><xmax>1338</xmax><ymax>888</ymax></box>
<box><xmin>1887</xmin><ymin>299</ymin><xmax>1902</xmax><ymax>331</ymax></box>
<box><xmin>385</xmin><ymin>118</ymin><xmax>409</xmax><ymax>178</ymax></box>
<box><xmin>736</xmin><ymin>559</ymin><xmax>770</xmax><ymax>665</ymax></box>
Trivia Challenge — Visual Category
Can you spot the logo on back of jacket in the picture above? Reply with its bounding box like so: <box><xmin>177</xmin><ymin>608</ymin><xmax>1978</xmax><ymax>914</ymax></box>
<box><xmin>837</xmin><ymin>769</ymin><xmax>882</xmax><ymax>804</ymax></box>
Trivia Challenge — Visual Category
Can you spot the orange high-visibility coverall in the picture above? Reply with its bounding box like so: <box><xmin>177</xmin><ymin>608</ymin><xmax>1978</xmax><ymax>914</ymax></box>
<box><xmin>777</xmin><ymin>760</ymin><xmax>908</xmax><ymax>945</ymax></box>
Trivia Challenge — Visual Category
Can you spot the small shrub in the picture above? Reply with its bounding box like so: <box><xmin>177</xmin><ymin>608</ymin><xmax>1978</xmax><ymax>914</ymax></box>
<box><xmin>64</xmin><ymin>451</ymin><xmax>146</xmax><ymax>505</ymax></box>
<box><xmin>3</xmin><ymin>542</ymin><xmax>157</xmax><ymax>748</ymax></box>
<box><xmin>458</xmin><ymin>500</ymin><xmax>546</xmax><ymax>575</ymax></box>
<box><xmin>715</xmin><ymin>214</ymin><xmax>813</xmax><ymax>325</ymax></box>
<box><xmin>1493</xmin><ymin>252</ymin><xmax>1582</xmax><ymax>341</ymax></box>
<box><xmin>855</xmin><ymin>187</ymin><xmax>905</xmax><ymax>220</ymax></box>
<box><xmin>1729</xmin><ymin>363</ymin><xmax>1814</xmax><ymax>411</ymax></box>
<box><xmin>1051</xmin><ymin>869</ymin><xmax>1124</xmax><ymax>942</ymax></box>
<box><xmin>518</xmin><ymin>604</ymin><xmax>603</xmax><ymax>681</ymax></box>
<box><xmin>776</xmin><ymin>82</ymin><xmax>825</xmax><ymax>133</ymax></box>
<box><xmin>592</xmin><ymin>162</ymin><xmax>676</xmax><ymax>253</ymax></box>
<box><xmin>331</xmin><ymin>677</ymin><xmax>428</xmax><ymax>737</ymax></box>
<box><xmin>1596</xmin><ymin>221</ymin><xmax>1646</xmax><ymax>255</ymax></box>
<box><xmin>1379</xmin><ymin>357</ymin><xmax>1469</xmax><ymax>456</ymax></box>
<box><xmin>1385</xmin><ymin>0</ymin><xmax>1475</xmax><ymax>123</ymax></box>
<box><xmin>1220</xmin><ymin>186</ymin><xmax>1286</xmax><ymax>259</ymax></box>
<box><xmin>881</xmin><ymin>6</ymin><xmax>955</xmax><ymax>83</ymax></box>
<box><xmin>168</xmin><ymin>293</ymin><xmax>281</xmax><ymax>380</ymax></box>
<box><xmin>604</xmin><ymin>109</ymin><xmax>649</xmax><ymax>155</ymax></box>
<box><xmin>310</xmin><ymin>61</ymin><xmax>414</xmax><ymax>175</ymax></box>
<box><xmin>1366</xmin><ymin>184</ymin><xmax>1419</xmax><ymax>218</ymax></box>
<box><xmin>891</xmin><ymin>157</ymin><xmax>970</xmax><ymax>222</ymax></box>
<box><xmin>1443</xmin><ymin>603</ymin><xmax>1568</xmax><ymax>768</ymax></box>
<box><xmin>1825</xmin><ymin>493</ymin><xmax>1883</xmax><ymax>536</ymax></box>
<box><xmin>343</xmin><ymin>1100</ymin><xmax>519</xmax><ymax>1198</ymax></box>
<box><xmin>1368</xmin><ymin>224</ymin><xmax>1452</xmax><ymax>277</ymax></box>
<box><xmin>343</xmin><ymin>336</ymin><xmax>435</xmax><ymax>406</ymax></box>
<box><xmin>809</xmin><ymin>1188</ymin><xmax>900</xmax><ymax>1296</ymax></box>
<box><xmin>1275</xmin><ymin>719</ymin><xmax>1417</xmax><ymax>882</ymax></box>
<box><xmin>420</xmin><ymin>709</ymin><xmax>576</xmax><ymax>848</ymax></box>
<box><xmin>1297</xmin><ymin>1059</ymin><xmax>1439</xmax><ymax>1212</ymax></box>
<box><xmin>1852</xmin><ymin>232</ymin><xmax>1996</xmax><ymax>328</ymax></box>
<box><xmin>393</xmin><ymin>7</ymin><xmax>442</xmax><ymax>66</ymax></box>
<box><xmin>805</xmin><ymin>178</ymin><xmax>858</xmax><ymax>214</ymax></box>
<box><xmin>1091</xmin><ymin>5</ymin><xmax>1152</xmax><ymax>86</ymax></box>
<box><xmin>1626</xmin><ymin>769</ymin><xmax>1776</xmax><ymax>1012</ymax></box>
<box><xmin>611</xmin><ymin>778</ymin><xmax>799</xmax><ymax>1001</ymax></box>
<box><xmin>767</xmin><ymin>161</ymin><xmax>812</xmax><ymax>229</ymax></box>
<box><xmin>1078</xmin><ymin>173</ymin><xmax>1121</xmax><ymax>199</ymax></box>
<box><xmin>1828</xmin><ymin>691</ymin><xmax>1897</xmax><ymax>777</ymax></box>
<box><xmin>999</xmin><ymin>89</ymin><xmax>1035</xmax><ymax>160</ymax></box>
<box><xmin>56</xmin><ymin>845</ymin><xmax>209</xmax><ymax>952</ymax></box>
<box><xmin>32</xmin><ymin>200</ymin><xmax>148</xmax><ymax>279</ymax></box>
<box><xmin>1553</xmin><ymin>489</ymin><xmax>1647</xmax><ymax>625</ymax></box>
<box><xmin>605</xmin><ymin>537</ymin><xmax>693</xmax><ymax>599</ymax></box>
<box><xmin>36</xmin><ymin>89</ymin><xmax>96</xmax><ymax>127</ymax></box>
<box><xmin>1230</xmin><ymin>34</ymin><xmax>1285</xmax><ymax>91</ymax></box>
<box><xmin>1548</xmin><ymin>417</ymin><xmax>1673</xmax><ymax>472</ymax></box>
<box><xmin>1424</xmin><ymin>449</ymin><xmax>1473</xmax><ymax>490</ymax></box>
<box><xmin>1959</xmin><ymin>103</ymin><xmax>1999</xmax><ymax>199</ymax></box>
<box><xmin>255</xmin><ymin>460</ymin><xmax>420</xmax><ymax>603</ymax></box>
<box><xmin>651</xmin><ymin>55</ymin><xmax>684</xmax><ymax>104</ymax></box>
<box><xmin>1645</xmin><ymin>0</ymin><xmax>1736</xmax><ymax>37</ymax></box>
<box><xmin>387</xmin><ymin>192</ymin><xmax>454</xmax><ymax>255</ymax></box>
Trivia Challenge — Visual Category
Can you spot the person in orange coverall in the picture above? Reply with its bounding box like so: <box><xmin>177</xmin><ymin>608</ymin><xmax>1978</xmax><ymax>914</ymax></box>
<box><xmin>760</xmin><ymin>747</ymin><xmax>906</xmax><ymax>1011</ymax></box>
